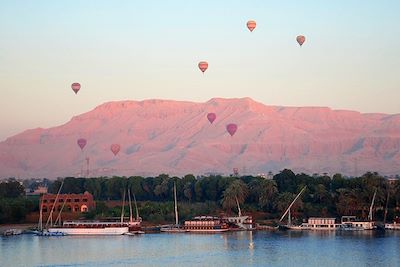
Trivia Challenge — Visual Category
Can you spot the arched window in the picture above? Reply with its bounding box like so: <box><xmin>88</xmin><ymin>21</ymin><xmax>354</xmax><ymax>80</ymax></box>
<box><xmin>80</xmin><ymin>204</ymin><xmax>88</xmax><ymax>213</ymax></box>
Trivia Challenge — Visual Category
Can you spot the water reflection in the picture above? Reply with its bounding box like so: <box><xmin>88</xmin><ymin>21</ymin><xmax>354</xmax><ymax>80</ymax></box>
<box><xmin>1</xmin><ymin>231</ymin><xmax>399</xmax><ymax>267</ymax></box>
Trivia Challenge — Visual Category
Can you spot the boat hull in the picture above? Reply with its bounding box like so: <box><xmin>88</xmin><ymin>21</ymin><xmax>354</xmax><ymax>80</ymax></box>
<box><xmin>48</xmin><ymin>227</ymin><xmax>128</xmax><ymax>235</ymax></box>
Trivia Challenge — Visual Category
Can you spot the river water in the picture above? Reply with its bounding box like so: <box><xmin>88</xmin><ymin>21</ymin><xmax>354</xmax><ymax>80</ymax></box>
<box><xmin>1</xmin><ymin>231</ymin><xmax>399</xmax><ymax>267</ymax></box>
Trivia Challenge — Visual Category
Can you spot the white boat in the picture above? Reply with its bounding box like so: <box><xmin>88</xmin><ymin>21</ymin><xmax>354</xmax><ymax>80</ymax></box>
<box><xmin>223</xmin><ymin>197</ymin><xmax>254</xmax><ymax>230</ymax></box>
<box><xmin>160</xmin><ymin>182</ymin><xmax>188</xmax><ymax>233</ymax></box>
<box><xmin>339</xmin><ymin>190</ymin><xmax>377</xmax><ymax>231</ymax></box>
<box><xmin>48</xmin><ymin>221</ymin><xmax>128</xmax><ymax>235</ymax></box>
<box><xmin>3</xmin><ymin>229</ymin><xmax>23</xmax><ymax>236</ymax></box>
<box><xmin>278</xmin><ymin>186</ymin><xmax>307</xmax><ymax>230</ymax></box>
<box><xmin>46</xmin><ymin>186</ymin><xmax>131</xmax><ymax>236</ymax></box>
<box><xmin>385</xmin><ymin>217</ymin><xmax>400</xmax><ymax>230</ymax></box>
<box><xmin>299</xmin><ymin>217</ymin><xmax>340</xmax><ymax>230</ymax></box>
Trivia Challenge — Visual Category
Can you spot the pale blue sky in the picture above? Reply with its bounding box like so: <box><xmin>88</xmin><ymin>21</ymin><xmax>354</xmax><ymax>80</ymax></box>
<box><xmin>1</xmin><ymin>1</ymin><xmax>399</xmax><ymax>140</ymax></box>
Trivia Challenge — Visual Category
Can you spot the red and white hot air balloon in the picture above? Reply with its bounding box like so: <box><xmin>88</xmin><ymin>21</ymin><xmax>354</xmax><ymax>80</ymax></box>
<box><xmin>207</xmin><ymin>113</ymin><xmax>216</xmax><ymax>124</ymax></box>
<box><xmin>77</xmin><ymin>138</ymin><xmax>87</xmax><ymax>150</ymax></box>
<box><xmin>226</xmin><ymin>123</ymin><xmax>238</xmax><ymax>136</ymax></box>
<box><xmin>198</xmin><ymin>61</ymin><xmax>208</xmax><ymax>73</ymax></box>
<box><xmin>296</xmin><ymin>35</ymin><xmax>306</xmax><ymax>47</ymax></box>
<box><xmin>247</xmin><ymin>20</ymin><xmax>256</xmax><ymax>32</ymax></box>
<box><xmin>111</xmin><ymin>144</ymin><xmax>121</xmax><ymax>156</ymax></box>
<box><xmin>71</xmin><ymin>83</ymin><xmax>81</xmax><ymax>94</ymax></box>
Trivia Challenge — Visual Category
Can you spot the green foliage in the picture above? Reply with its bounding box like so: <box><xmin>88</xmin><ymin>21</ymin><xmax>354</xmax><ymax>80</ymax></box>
<box><xmin>0</xmin><ymin>180</ymin><xmax>25</xmax><ymax>198</ymax></box>
<box><xmin>9</xmin><ymin>169</ymin><xmax>398</xmax><ymax>224</ymax></box>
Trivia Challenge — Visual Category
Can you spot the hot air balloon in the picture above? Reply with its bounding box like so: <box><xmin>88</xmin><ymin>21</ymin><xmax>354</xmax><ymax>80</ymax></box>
<box><xmin>77</xmin><ymin>138</ymin><xmax>87</xmax><ymax>150</ymax></box>
<box><xmin>111</xmin><ymin>144</ymin><xmax>121</xmax><ymax>156</ymax></box>
<box><xmin>247</xmin><ymin>20</ymin><xmax>256</xmax><ymax>32</ymax></box>
<box><xmin>198</xmin><ymin>61</ymin><xmax>208</xmax><ymax>73</ymax></box>
<box><xmin>226</xmin><ymin>123</ymin><xmax>237</xmax><ymax>136</ymax></box>
<box><xmin>207</xmin><ymin>113</ymin><xmax>216</xmax><ymax>124</ymax></box>
<box><xmin>71</xmin><ymin>83</ymin><xmax>81</xmax><ymax>94</ymax></box>
<box><xmin>296</xmin><ymin>35</ymin><xmax>306</xmax><ymax>47</ymax></box>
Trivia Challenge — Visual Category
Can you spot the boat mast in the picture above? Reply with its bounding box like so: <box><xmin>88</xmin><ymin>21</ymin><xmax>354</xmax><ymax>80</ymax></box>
<box><xmin>120</xmin><ymin>190</ymin><xmax>126</xmax><ymax>224</ymax></box>
<box><xmin>368</xmin><ymin>189</ymin><xmax>377</xmax><ymax>221</ymax></box>
<box><xmin>54</xmin><ymin>197</ymin><xmax>68</xmax><ymax>226</ymax></box>
<box><xmin>38</xmin><ymin>199</ymin><xmax>43</xmax><ymax>231</ymax></box>
<box><xmin>45</xmin><ymin>180</ymin><xmax>64</xmax><ymax>228</ymax></box>
<box><xmin>174</xmin><ymin>182</ymin><xmax>179</xmax><ymax>226</ymax></box>
<box><xmin>384</xmin><ymin>190</ymin><xmax>390</xmax><ymax>224</ymax></box>
<box><xmin>288</xmin><ymin>209</ymin><xmax>291</xmax><ymax>226</ymax></box>
<box><xmin>279</xmin><ymin>186</ymin><xmax>307</xmax><ymax>223</ymax></box>
<box><xmin>133</xmin><ymin>193</ymin><xmax>139</xmax><ymax>221</ymax></box>
<box><xmin>128</xmin><ymin>189</ymin><xmax>133</xmax><ymax>223</ymax></box>
<box><xmin>235</xmin><ymin>196</ymin><xmax>242</xmax><ymax>217</ymax></box>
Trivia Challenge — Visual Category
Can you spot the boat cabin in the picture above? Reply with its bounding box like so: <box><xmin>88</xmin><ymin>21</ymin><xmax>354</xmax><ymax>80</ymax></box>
<box><xmin>301</xmin><ymin>217</ymin><xmax>339</xmax><ymax>230</ymax></box>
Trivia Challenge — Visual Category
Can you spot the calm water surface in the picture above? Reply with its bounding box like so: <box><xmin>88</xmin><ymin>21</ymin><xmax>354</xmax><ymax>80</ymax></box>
<box><xmin>1</xmin><ymin>231</ymin><xmax>399</xmax><ymax>267</ymax></box>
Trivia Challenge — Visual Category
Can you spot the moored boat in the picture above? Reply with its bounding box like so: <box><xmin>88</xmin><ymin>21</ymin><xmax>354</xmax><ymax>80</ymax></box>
<box><xmin>48</xmin><ymin>221</ymin><xmax>129</xmax><ymax>235</ymax></box>
<box><xmin>385</xmin><ymin>217</ymin><xmax>400</xmax><ymax>230</ymax></box>
<box><xmin>339</xmin><ymin>189</ymin><xmax>377</xmax><ymax>231</ymax></box>
<box><xmin>223</xmin><ymin>196</ymin><xmax>255</xmax><ymax>230</ymax></box>
<box><xmin>160</xmin><ymin>182</ymin><xmax>188</xmax><ymax>233</ymax></box>
<box><xmin>3</xmin><ymin>229</ymin><xmax>23</xmax><ymax>236</ymax></box>
<box><xmin>184</xmin><ymin>216</ymin><xmax>229</xmax><ymax>233</ymax></box>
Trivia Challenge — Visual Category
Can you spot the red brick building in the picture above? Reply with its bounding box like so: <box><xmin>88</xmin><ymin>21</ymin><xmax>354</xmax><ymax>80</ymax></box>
<box><xmin>40</xmin><ymin>191</ymin><xmax>95</xmax><ymax>213</ymax></box>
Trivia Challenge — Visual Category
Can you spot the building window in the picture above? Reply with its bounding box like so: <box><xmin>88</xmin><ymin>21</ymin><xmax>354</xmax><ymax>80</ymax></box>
<box><xmin>81</xmin><ymin>205</ymin><xmax>88</xmax><ymax>213</ymax></box>
<box><xmin>74</xmin><ymin>199</ymin><xmax>80</xmax><ymax>202</ymax></box>
<box><xmin>66</xmin><ymin>199</ymin><xmax>71</xmax><ymax>202</ymax></box>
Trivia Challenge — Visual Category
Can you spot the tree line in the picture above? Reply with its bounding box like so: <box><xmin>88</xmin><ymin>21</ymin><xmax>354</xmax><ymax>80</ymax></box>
<box><xmin>46</xmin><ymin>170</ymin><xmax>400</xmax><ymax>223</ymax></box>
<box><xmin>1</xmin><ymin>170</ymin><xmax>400</xmax><ymax>224</ymax></box>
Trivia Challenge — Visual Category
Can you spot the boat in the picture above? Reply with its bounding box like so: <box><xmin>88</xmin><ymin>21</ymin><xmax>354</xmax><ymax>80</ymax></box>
<box><xmin>223</xmin><ymin>196</ymin><xmax>255</xmax><ymax>230</ymax></box>
<box><xmin>37</xmin><ymin>230</ymin><xmax>67</xmax><ymax>236</ymax></box>
<box><xmin>36</xmin><ymin>180</ymin><xmax>69</xmax><ymax>236</ymax></box>
<box><xmin>48</xmin><ymin>221</ymin><xmax>128</xmax><ymax>235</ymax></box>
<box><xmin>278</xmin><ymin>186</ymin><xmax>307</xmax><ymax>230</ymax></box>
<box><xmin>184</xmin><ymin>216</ymin><xmax>229</xmax><ymax>233</ymax></box>
<box><xmin>161</xmin><ymin>182</ymin><xmax>188</xmax><ymax>233</ymax></box>
<box><xmin>385</xmin><ymin>217</ymin><xmax>400</xmax><ymax>230</ymax></box>
<box><xmin>3</xmin><ymin>229</ymin><xmax>23</xmax><ymax>236</ymax></box>
<box><xmin>47</xmin><ymin>187</ymin><xmax>130</xmax><ymax>235</ymax></box>
<box><xmin>124</xmin><ymin>189</ymin><xmax>143</xmax><ymax>233</ymax></box>
<box><xmin>299</xmin><ymin>217</ymin><xmax>340</xmax><ymax>230</ymax></box>
<box><xmin>339</xmin><ymin>189</ymin><xmax>377</xmax><ymax>231</ymax></box>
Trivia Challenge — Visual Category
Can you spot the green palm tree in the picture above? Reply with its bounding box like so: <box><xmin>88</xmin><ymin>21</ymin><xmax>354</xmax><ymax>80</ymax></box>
<box><xmin>221</xmin><ymin>180</ymin><xmax>248</xmax><ymax>212</ymax></box>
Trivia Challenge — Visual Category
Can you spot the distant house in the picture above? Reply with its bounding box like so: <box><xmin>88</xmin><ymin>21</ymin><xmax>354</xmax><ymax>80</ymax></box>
<box><xmin>387</xmin><ymin>177</ymin><xmax>399</xmax><ymax>186</ymax></box>
<box><xmin>26</xmin><ymin>186</ymin><xmax>48</xmax><ymax>196</ymax></box>
<box><xmin>40</xmin><ymin>191</ymin><xmax>95</xmax><ymax>213</ymax></box>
